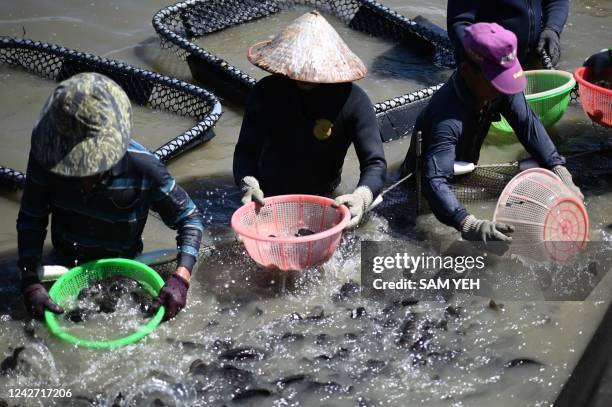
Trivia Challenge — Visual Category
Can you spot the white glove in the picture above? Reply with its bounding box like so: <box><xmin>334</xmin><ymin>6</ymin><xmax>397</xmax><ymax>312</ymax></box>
<box><xmin>552</xmin><ymin>166</ymin><xmax>584</xmax><ymax>201</ymax></box>
<box><xmin>240</xmin><ymin>176</ymin><xmax>265</xmax><ymax>205</ymax></box>
<box><xmin>332</xmin><ymin>186</ymin><xmax>373</xmax><ymax>229</ymax></box>
<box><xmin>460</xmin><ymin>215</ymin><xmax>514</xmax><ymax>243</ymax></box>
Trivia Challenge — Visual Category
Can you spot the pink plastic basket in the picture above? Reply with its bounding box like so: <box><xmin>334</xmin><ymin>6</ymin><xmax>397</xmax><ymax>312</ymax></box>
<box><xmin>231</xmin><ymin>195</ymin><xmax>351</xmax><ymax>271</ymax></box>
<box><xmin>493</xmin><ymin>168</ymin><xmax>588</xmax><ymax>261</ymax></box>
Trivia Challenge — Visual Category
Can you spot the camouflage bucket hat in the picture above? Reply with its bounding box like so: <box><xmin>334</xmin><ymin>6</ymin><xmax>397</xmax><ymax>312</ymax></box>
<box><xmin>31</xmin><ymin>72</ymin><xmax>132</xmax><ymax>177</ymax></box>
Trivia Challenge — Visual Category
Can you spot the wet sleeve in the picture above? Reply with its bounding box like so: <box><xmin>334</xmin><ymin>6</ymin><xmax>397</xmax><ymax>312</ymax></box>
<box><xmin>350</xmin><ymin>88</ymin><xmax>387</xmax><ymax>197</ymax></box>
<box><xmin>542</xmin><ymin>0</ymin><xmax>569</xmax><ymax>34</ymax></box>
<box><xmin>148</xmin><ymin>159</ymin><xmax>203</xmax><ymax>273</ymax></box>
<box><xmin>233</xmin><ymin>84</ymin><xmax>267</xmax><ymax>186</ymax></box>
<box><xmin>447</xmin><ymin>0</ymin><xmax>482</xmax><ymax>56</ymax></box>
<box><xmin>422</xmin><ymin>120</ymin><xmax>469</xmax><ymax>229</ymax></box>
<box><xmin>501</xmin><ymin>94</ymin><xmax>565</xmax><ymax>168</ymax></box>
<box><xmin>16</xmin><ymin>154</ymin><xmax>51</xmax><ymax>276</ymax></box>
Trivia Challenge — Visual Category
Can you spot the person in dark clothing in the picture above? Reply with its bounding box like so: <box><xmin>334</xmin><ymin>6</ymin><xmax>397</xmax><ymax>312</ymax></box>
<box><xmin>447</xmin><ymin>0</ymin><xmax>569</xmax><ymax>67</ymax></box>
<box><xmin>400</xmin><ymin>23</ymin><xmax>582</xmax><ymax>242</ymax></box>
<box><xmin>234</xmin><ymin>11</ymin><xmax>386</xmax><ymax>228</ymax></box>
<box><xmin>17</xmin><ymin>73</ymin><xmax>204</xmax><ymax>320</ymax></box>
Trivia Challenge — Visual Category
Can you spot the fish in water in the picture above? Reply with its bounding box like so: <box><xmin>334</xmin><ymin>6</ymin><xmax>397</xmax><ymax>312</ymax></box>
<box><xmin>0</xmin><ymin>346</ymin><xmax>25</xmax><ymax>375</ymax></box>
<box><xmin>64</xmin><ymin>307</ymin><xmax>93</xmax><ymax>323</ymax></box>
<box><xmin>275</xmin><ymin>374</ymin><xmax>310</xmax><ymax>389</ymax></box>
<box><xmin>219</xmin><ymin>347</ymin><xmax>267</xmax><ymax>361</ymax></box>
<box><xmin>188</xmin><ymin>359</ymin><xmax>209</xmax><ymax>375</ymax></box>
<box><xmin>349</xmin><ymin>307</ymin><xmax>367</xmax><ymax>319</ymax></box>
<box><xmin>152</xmin><ymin>399</ymin><xmax>167</xmax><ymax>407</ymax></box>
<box><xmin>306</xmin><ymin>306</ymin><xmax>325</xmax><ymax>320</ymax></box>
<box><xmin>65</xmin><ymin>276</ymin><xmax>154</xmax><ymax>322</ymax></box>
<box><xmin>232</xmin><ymin>388</ymin><xmax>273</xmax><ymax>401</ymax></box>
<box><xmin>331</xmin><ymin>280</ymin><xmax>360</xmax><ymax>302</ymax></box>
<box><xmin>505</xmin><ymin>358</ymin><xmax>543</xmax><ymax>368</ymax></box>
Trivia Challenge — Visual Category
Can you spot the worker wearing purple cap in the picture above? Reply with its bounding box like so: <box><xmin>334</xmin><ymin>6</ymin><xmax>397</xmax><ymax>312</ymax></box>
<box><xmin>399</xmin><ymin>23</ymin><xmax>582</xmax><ymax>242</ymax></box>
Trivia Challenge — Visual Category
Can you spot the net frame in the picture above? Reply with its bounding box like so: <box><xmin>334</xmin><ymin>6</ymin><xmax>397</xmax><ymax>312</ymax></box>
<box><xmin>152</xmin><ymin>0</ymin><xmax>454</xmax><ymax>142</ymax></box>
<box><xmin>0</xmin><ymin>36</ymin><xmax>223</xmax><ymax>189</ymax></box>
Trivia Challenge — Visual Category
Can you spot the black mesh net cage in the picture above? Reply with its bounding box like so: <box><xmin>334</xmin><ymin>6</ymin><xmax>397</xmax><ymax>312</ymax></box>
<box><xmin>152</xmin><ymin>0</ymin><xmax>456</xmax><ymax>143</ymax></box>
<box><xmin>0</xmin><ymin>36</ymin><xmax>223</xmax><ymax>190</ymax></box>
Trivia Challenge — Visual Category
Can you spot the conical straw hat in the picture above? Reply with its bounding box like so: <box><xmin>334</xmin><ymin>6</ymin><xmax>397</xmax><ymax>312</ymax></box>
<box><xmin>247</xmin><ymin>11</ymin><xmax>367</xmax><ymax>83</ymax></box>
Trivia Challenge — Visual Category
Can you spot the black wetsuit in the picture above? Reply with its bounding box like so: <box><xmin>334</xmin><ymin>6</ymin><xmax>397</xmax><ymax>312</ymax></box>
<box><xmin>447</xmin><ymin>0</ymin><xmax>569</xmax><ymax>64</ymax></box>
<box><xmin>233</xmin><ymin>75</ymin><xmax>386</xmax><ymax>197</ymax></box>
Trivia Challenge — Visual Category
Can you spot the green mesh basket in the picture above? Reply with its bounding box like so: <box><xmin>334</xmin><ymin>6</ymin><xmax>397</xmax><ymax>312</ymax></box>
<box><xmin>44</xmin><ymin>258</ymin><xmax>165</xmax><ymax>349</ymax></box>
<box><xmin>491</xmin><ymin>70</ymin><xmax>576</xmax><ymax>134</ymax></box>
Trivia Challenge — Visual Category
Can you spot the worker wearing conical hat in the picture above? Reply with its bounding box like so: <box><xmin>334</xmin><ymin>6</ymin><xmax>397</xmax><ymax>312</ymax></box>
<box><xmin>233</xmin><ymin>11</ymin><xmax>386</xmax><ymax>228</ymax></box>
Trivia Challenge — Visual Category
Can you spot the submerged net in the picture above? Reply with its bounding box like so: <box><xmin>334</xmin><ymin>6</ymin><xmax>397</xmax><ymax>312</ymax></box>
<box><xmin>375</xmin><ymin>151</ymin><xmax>612</xmax><ymax>221</ymax></box>
<box><xmin>153</xmin><ymin>0</ymin><xmax>455</xmax><ymax>142</ymax></box>
<box><xmin>0</xmin><ymin>36</ymin><xmax>223</xmax><ymax>189</ymax></box>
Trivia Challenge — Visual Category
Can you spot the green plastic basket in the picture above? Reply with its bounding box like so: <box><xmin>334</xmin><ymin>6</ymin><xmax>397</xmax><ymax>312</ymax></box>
<box><xmin>45</xmin><ymin>258</ymin><xmax>165</xmax><ymax>349</ymax></box>
<box><xmin>491</xmin><ymin>70</ymin><xmax>576</xmax><ymax>134</ymax></box>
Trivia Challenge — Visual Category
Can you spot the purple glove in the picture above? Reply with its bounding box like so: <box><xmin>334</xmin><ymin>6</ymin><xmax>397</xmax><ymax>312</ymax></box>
<box><xmin>151</xmin><ymin>274</ymin><xmax>189</xmax><ymax>321</ymax></box>
<box><xmin>23</xmin><ymin>283</ymin><xmax>64</xmax><ymax>320</ymax></box>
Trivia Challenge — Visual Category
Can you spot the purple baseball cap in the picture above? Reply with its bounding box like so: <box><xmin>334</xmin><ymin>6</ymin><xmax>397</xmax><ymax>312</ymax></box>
<box><xmin>463</xmin><ymin>22</ymin><xmax>527</xmax><ymax>95</ymax></box>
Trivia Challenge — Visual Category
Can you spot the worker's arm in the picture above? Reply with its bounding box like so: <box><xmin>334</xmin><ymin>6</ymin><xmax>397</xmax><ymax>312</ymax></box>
<box><xmin>136</xmin><ymin>150</ymin><xmax>203</xmax><ymax>320</ymax></box>
<box><xmin>502</xmin><ymin>93</ymin><xmax>565</xmax><ymax>169</ymax></box>
<box><xmin>17</xmin><ymin>153</ymin><xmax>51</xmax><ymax>284</ymax></box>
<box><xmin>17</xmin><ymin>154</ymin><xmax>64</xmax><ymax>319</ymax></box>
<box><xmin>350</xmin><ymin>86</ymin><xmax>387</xmax><ymax>198</ymax></box>
<box><xmin>421</xmin><ymin>120</ymin><xmax>469</xmax><ymax>229</ymax></box>
<box><xmin>447</xmin><ymin>0</ymin><xmax>482</xmax><ymax>55</ymax></box>
<box><xmin>542</xmin><ymin>0</ymin><xmax>569</xmax><ymax>34</ymax></box>
<box><xmin>128</xmin><ymin>144</ymin><xmax>203</xmax><ymax>276</ymax></box>
<box><xmin>233</xmin><ymin>82</ymin><xmax>268</xmax><ymax>186</ymax></box>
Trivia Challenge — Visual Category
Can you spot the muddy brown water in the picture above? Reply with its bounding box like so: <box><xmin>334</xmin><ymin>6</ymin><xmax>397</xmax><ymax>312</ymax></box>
<box><xmin>1</xmin><ymin>0</ymin><xmax>612</xmax><ymax>406</ymax></box>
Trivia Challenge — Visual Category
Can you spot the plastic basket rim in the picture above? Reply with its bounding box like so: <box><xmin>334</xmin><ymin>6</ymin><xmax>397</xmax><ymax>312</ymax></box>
<box><xmin>44</xmin><ymin>258</ymin><xmax>165</xmax><ymax>349</ymax></box>
<box><xmin>493</xmin><ymin>168</ymin><xmax>588</xmax><ymax>243</ymax></box>
<box><xmin>491</xmin><ymin>70</ymin><xmax>575</xmax><ymax>133</ymax></box>
<box><xmin>231</xmin><ymin>194</ymin><xmax>351</xmax><ymax>244</ymax></box>
<box><xmin>523</xmin><ymin>69</ymin><xmax>576</xmax><ymax>101</ymax></box>
<box><xmin>574</xmin><ymin>66</ymin><xmax>612</xmax><ymax>96</ymax></box>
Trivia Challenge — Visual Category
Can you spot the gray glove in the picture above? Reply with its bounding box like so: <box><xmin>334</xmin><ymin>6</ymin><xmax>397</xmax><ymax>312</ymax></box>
<box><xmin>332</xmin><ymin>186</ymin><xmax>373</xmax><ymax>229</ymax></box>
<box><xmin>461</xmin><ymin>215</ymin><xmax>514</xmax><ymax>243</ymax></box>
<box><xmin>240</xmin><ymin>176</ymin><xmax>265</xmax><ymax>206</ymax></box>
<box><xmin>552</xmin><ymin>166</ymin><xmax>584</xmax><ymax>200</ymax></box>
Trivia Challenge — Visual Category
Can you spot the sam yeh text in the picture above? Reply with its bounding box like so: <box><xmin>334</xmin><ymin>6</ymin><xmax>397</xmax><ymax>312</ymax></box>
<box><xmin>372</xmin><ymin>278</ymin><xmax>480</xmax><ymax>291</ymax></box>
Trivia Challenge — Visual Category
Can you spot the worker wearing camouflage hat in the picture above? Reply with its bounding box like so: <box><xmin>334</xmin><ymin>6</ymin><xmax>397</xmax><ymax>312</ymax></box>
<box><xmin>17</xmin><ymin>72</ymin><xmax>203</xmax><ymax>321</ymax></box>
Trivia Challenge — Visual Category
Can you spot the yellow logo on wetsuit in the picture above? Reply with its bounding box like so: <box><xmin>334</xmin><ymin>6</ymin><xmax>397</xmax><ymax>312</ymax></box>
<box><xmin>313</xmin><ymin>119</ymin><xmax>334</xmax><ymax>141</ymax></box>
